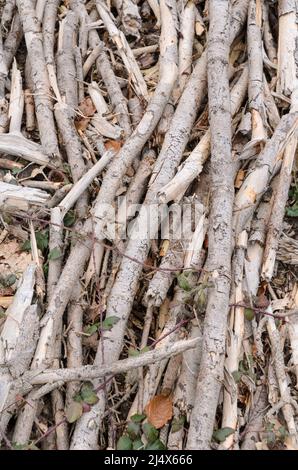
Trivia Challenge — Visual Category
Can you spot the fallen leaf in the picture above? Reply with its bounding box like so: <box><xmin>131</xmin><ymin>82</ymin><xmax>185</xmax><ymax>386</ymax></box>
<box><xmin>245</xmin><ymin>187</ymin><xmax>257</xmax><ymax>203</ymax></box>
<box><xmin>104</xmin><ymin>140</ymin><xmax>122</xmax><ymax>152</ymax></box>
<box><xmin>145</xmin><ymin>394</ymin><xmax>173</xmax><ymax>429</ymax></box>
<box><xmin>78</xmin><ymin>96</ymin><xmax>96</xmax><ymax>117</ymax></box>
<box><xmin>159</xmin><ymin>239</ymin><xmax>169</xmax><ymax>257</ymax></box>
<box><xmin>75</xmin><ymin>96</ymin><xmax>96</xmax><ymax>132</ymax></box>
<box><xmin>65</xmin><ymin>401</ymin><xmax>83</xmax><ymax>423</ymax></box>
<box><xmin>255</xmin><ymin>292</ymin><xmax>270</xmax><ymax>310</ymax></box>
<box><xmin>235</xmin><ymin>169</ymin><xmax>245</xmax><ymax>188</ymax></box>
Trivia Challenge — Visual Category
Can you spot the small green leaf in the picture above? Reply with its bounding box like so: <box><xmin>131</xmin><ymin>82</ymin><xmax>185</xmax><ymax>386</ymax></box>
<box><xmin>128</xmin><ymin>348</ymin><xmax>140</xmax><ymax>357</ymax></box>
<box><xmin>142</xmin><ymin>423</ymin><xmax>158</xmax><ymax>444</ymax></box>
<box><xmin>48</xmin><ymin>247</ymin><xmax>62</xmax><ymax>260</ymax></box>
<box><xmin>213</xmin><ymin>427</ymin><xmax>235</xmax><ymax>443</ymax></box>
<box><xmin>35</xmin><ymin>231</ymin><xmax>49</xmax><ymax>252</ymax></box>
<box><xmin>132</xmin><ymin>439</ymin><xmax>144</xmax><ymax>450</ymax></box>
<box><xmin>278</xmin><ymin>426</ymin><xmax>288</xmax><ymax>440</ymax></box>
<box><xmin>146</xmin><ymin>439</ymin><xmax>166</xmax><ymax>450</ymax></box>
<box><xmin>117</xmin><ymin>435</ymin><xmax>132</xmax><ymax>450</ymax></box>
<box><xmin>244</xmin><ymin>308</ymin><xmax>255</xmax><ymax>321</ymax></box>
<box><xmin>131</xmin><ymin>413</ymin><xmax>146</xmax><ymax>423</ymax></box>
<box><xmin>102</xmin><ymin>316</ymin><xmax>120</xmax><ymax>331</ymax></box>
<box><xmin>85</xmin><ymin>323</ymin><xmax>99</xmax><ymax>335</ymax></box>
<box><xmin>177</xmin><ymin>273</ymin><xmax>192</xmax><ymax>292</ymax></box>
<box><xmin>232</xmin><ymin>370</ymin><xmax>243</xmax><ymax>384</ymax></box>
<box><xmin>12</xmin><ymin>443</ymin><xmax>30</xmax><ymax>450</ymax></box>
<box><xmin>140</xmin><ymin>346</ymin><xmax>150</xmax><ymax>354</ymax></box>
<box><xmin>0</xmin><ymin>274</ymin><xmax>17</xmax><ymax>287</ymax></box>
<box><xmin>12</xmin><ymin>168</ymin><xmax>23</xmax><ymax>175</ymax></box>
<box><xmin>127</xmin><ymin>422</ymin><xmax>140</xmax><ymax>440</ymax></box>
<box><xmin>286</xmin><ymin>202</ymin><xmax>298</xmax><ymax>217</ymax></box>
<box><xmin>80</xmin><ymin>383</ymin><xmax>99</xmax><ymax>405</ymax></box>
<box><xmin>64</xmin><ymin>210</ymin><xmax>76</xmax><ymax>227</ymax></box>
<box><xmin>73</xmin><ymin>393</ymin><xmax>83</xmax><ymax>403</ymax></box>
<box><xmin>171</xmin><ymin>415</ymin><xmax>185</xmax><ymax>433</ymax></box>
<box><xmin>266</xmin><ymin>430</ymin><xmax>276</xmax><ymax>447</ymax></box>
<box><xmin>21</xmin><ymin>240</ymin><xmax>31</xmax><ymax>252</ymax></box>
<box><xmin>65</xmin><ymin>401</ymin><xmax>83</xmax><ymax>423</ymax></box>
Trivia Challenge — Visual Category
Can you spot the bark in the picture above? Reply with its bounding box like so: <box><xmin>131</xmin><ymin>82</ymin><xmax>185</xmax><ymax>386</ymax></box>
<box><xmin>16</xmin><ymin>0</ymin><xmax>60</xmax><ymax>160</ymax></box>
<box><xmin>187</xmin><ymin>0</ymin><xmax>234</xmax><ymax>450</ymax></box>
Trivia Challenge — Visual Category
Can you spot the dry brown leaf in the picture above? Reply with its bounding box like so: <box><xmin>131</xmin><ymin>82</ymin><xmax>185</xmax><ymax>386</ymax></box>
<box><xmin>145</xmin><ymin>394</ymin><xmax>173</xmax><ymax>429</ymax></box>
<box><xmin>105</xmin><ymin>140</ymin><xmax>122</xmax><ymax>152</ymax></box>
<box><xmin>78</xmin><ymin>96</ymin><xmax>96</xmax><ymax>117</ymax></box>
<box><xmin>75</xmin><ymin>96</ymin><xmax>96</xmax><ymax>132</ymax></box>
<box><xmin>75</xmin><ymin>117</ymin><xmax>90</xmax><ymax>132</ymax></box>
<box><xmin>195</xmin><ymin>21</ymin><xmax>205</xmax><ymax>36</ymax></box>
<box><xmin>234</xmin><ymin>169</ymin><xmax>245</xmax><ymax>189</ymax></box>
<box><xmin>159</xmin><ymin>239</ymin><xmax>169</xmax><ymax>257</ymax></box>
<box><xmin>245</xmin><ymin>187</ymin><xmax>257</xmax><ymax>203</ymax></box>
<box><xmin>156</xmin><ymin>298</ymin><xmax>170</xmax><ymax>337</ymax></box>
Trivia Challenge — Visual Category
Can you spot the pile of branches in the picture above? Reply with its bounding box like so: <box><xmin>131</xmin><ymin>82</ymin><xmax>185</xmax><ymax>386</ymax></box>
<box><xmin>0</xmin><ymin>0</ymin><xmax>298</xmax><ymax>450</ymax></box>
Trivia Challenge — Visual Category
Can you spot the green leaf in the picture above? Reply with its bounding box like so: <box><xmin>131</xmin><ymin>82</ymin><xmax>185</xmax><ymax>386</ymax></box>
<box><xmin>177</xmin><ymin>273</ymin><xmax>192</xmax><ymax>292</ymax></box>
<box><xmin>85</xmin><ymin>323</ymin><xmax>99</xmax><ymax>335</ymax></box>
<box><xmin>278</xmin><ymin>426</ymin><xmax>288</xmax><ymax>440</ymax></box>
<box><xmin>131</xmin><ymin>413</ymin><xmax>146</xmax><ymax>423</ymax></box>
<box><xmin>64</xmin><ymin>210</ymin><xmax>76</xmax><ymax>227</ymax></box>
<box><xmin>244</xmin><ymin>308</ymin><xmax>255</xmax><ymax>321</ymax></box>
<box><xmin>266</xmin><ymin>430</ymin><xmax>276</xmax><ymax>447</ymax></box>
<box><xmin>232</xmin><ymin>370</ymin><xmax>243</xmax><ymax>384</ymax></box>
<box><xmin>171</xmin><ymin>415</ymin><xmax>185</xmax><ymax>433</ymax></box>
<box><xmin>0</xmin><ymin>274</ymin><xmax>17</xmax><ymax>287</ymax></box>
<box><xmin>213</xmin><ymin>427</ymin><xmax>235</xmax><ymax>443</ymax></box>
<box><xmin>146</xmin><ymin>439</ymin><xmax>166</xmax><ymax>450</ymax></box>
<box><xmin>132</xmin><ymin>439</ymin><xmax>144</xmax><ymax>450</ymax></box>
<box><xmin>117</xmin><ymin>435</ymin><xmax>132</xmax><ymax>450</ymax></box>
<box><xmin>35</xmin><ymin>231</ymin><xmax>49</xmax><ymax>252</ymax></box>
<box><xmin>12</xmin><ymin>443</ymin><xmax>30</xmax><ymax>450</ymax></box>
<box><xmin>73</xmin><ymin>393</ymin><xmax>83</xmax><ymax>403</ymax></box>
<box><xmin>140</xmin><ymin>346</ymin><xmax>150</xmax><ymax>354</ymax></box>
<box><xmin>128</xmin><ymin>348</ymin><xmax>140</xmax><ymax>357</ymax></box>
<box><xmin>102</xmin><ymin>316</ymin><xmax>120</xmax><ymax>331</ymax></box>
<box><xmin>65</xmin><ymin>401</ymin><xmax>83</xmax><ymax>423</ymax></box>
<box><xmin>80</xmin><ymin>383</ymin><xmax>99</xmax><ymax>405</ymax></box>
<box><xmin>21</xmin><ymin>240</ymin><xmax>31</xmax><ymax>252</ymax></box>
<box><xmin>48</xmin><ymin>247</ymin><xmax>62</xmax><ymax>260</ymax></box>
<box><xmin>287</xmin><ymin>205</ymin><xmax>298</xmax><ymax>217</ymax></box>
<box><xmin>11</xmin><ymin>168</ymin><xmax>23</xmax><ymax>175</ymax></box>
<box><xmin>127</xmin><ymin>422</ymin><xmax>140</xmax><ymax>440</ymax></box>
<box><xmin>142</xmin><ymin>423</ymin><xmax>158</xmax><ymax>444</ymax></box>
